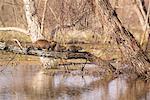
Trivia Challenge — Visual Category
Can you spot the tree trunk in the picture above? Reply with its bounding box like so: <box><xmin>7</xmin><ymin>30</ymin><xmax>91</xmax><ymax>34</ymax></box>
<box><xmin>23</xmin><ymin>0</ymin><xmax>44</xmax><ymax>42</ymax></box>
<box><xmin>96</xmin><ymin>0</ymin><xmax>150</xmax><ymax>77</ymax></box>
<box><xmin>23</xmin><ymin>0</ymin><xmax>60</xmax><ymax>69</ymax></box>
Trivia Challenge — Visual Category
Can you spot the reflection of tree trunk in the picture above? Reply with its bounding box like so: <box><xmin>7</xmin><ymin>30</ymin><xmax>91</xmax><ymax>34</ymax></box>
<box><xmin>119</xmin><ymin>79</ymin><xmax>148</xmax><ymax>100</ymax></box>
<box><xmin>96</xmin><ymin>0</ymin><xmax>150</xmax><ymax>77</ymax></box>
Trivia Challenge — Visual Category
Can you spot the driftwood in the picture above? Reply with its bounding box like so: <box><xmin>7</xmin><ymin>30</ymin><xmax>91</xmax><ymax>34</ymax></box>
<box><xmin>0</xmin><ymin>41</ymin><xmax>116</xmax><ymax>72</ymax></box>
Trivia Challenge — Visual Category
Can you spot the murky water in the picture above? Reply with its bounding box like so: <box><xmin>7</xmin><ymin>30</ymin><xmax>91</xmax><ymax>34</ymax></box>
<box><xmin>0</xmin><ymin>52</ymin><xmax>150</xmax><ymax>100</ymax></box>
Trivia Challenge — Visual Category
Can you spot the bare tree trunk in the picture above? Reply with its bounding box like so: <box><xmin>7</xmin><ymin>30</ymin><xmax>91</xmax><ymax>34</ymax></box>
<box><xmin>23</xmin><ymin>0</ymin><xmax>44</xmax><ymax>42</ymax></box>
<box><xmin>96</xmin><ymin>0</ymin><xmax>150</xmax><ymax>77</ymax></box>
<box><xmin>23</xmin><ymin>0</ymin><xmax>59</xmax><ymax>69</ymax></box>
<box><xmin>41</xmin><ymin>0</ymin><xmax>48</xmax><ymax>34</ymax></box>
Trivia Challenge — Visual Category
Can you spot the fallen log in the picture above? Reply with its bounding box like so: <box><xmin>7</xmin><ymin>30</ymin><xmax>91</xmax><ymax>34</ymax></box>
<box><xmin>0</xmin><ymin>41</ymin><xmax>116</xmax><ymax>72</ymax></box>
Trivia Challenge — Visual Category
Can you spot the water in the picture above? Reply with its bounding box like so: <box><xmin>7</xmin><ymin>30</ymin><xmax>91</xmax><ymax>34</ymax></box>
<box><xmin>0</xmin><ymin>53</ymin><xmax>150</xmax><ymax>100</ymax></box>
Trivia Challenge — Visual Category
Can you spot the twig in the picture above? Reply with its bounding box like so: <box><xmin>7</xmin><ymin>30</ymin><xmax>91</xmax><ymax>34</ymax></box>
<box><xmin>48</xmin><ymin>6</ymin><xmax>60</xmax><ymax>24</ymax></box>
<box><xmin>41</xmin><ymin>0</ymin><xmax>48</xmax><ymax>34</ymax></box>
<box><xmin>12</xmin><ymin>0</ymin><xmax>18</xmax><ymax>26</ymax></box>
<box><xmin>136</xmin><ymin>0</ymin><xmax>146</xmax><ymax>20</ymax></box>
<box><xmin>140</xmin><ymin>0</ymin><xmax>150</xmax><ymax>50</ymax></box>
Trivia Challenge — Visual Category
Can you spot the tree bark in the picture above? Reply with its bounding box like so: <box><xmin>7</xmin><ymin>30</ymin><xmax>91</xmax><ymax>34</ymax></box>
<box><xmin>23</xmin><ymin>0</ymin><xmax>44</xmax><ymax>42</ymax></box>
<box><xmin>96</xmin><ymin>0</ymin><xmax>150</xmax><ymax>77</ymax></box>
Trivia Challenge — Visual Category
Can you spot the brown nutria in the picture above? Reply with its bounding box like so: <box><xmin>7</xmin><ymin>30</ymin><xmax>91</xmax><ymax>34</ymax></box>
<box><xmin>54</xmin><ymin>45</ymin><xmax>83</xmax><ymax>52</ymax></box>
<box><xmin>66</xmin><ymin>45</ymin><xmax>82</xmax><ymax>52</ymax></box>
<box><xmin>31</xmin><ymin>39</ymin><xmax>57</xmax><ymax>51</ymax></box>
<box><xmin>33</xmin><ymin>39</ymin><xmax>50</xmax><ymax>50</ymax></box>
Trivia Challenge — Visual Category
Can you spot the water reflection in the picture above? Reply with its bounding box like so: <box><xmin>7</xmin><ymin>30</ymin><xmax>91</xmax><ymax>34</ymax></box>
<box><xmin>0</xmin><ymin>60</ymin><xmax>150</xmax><ymax>100</ymax></box>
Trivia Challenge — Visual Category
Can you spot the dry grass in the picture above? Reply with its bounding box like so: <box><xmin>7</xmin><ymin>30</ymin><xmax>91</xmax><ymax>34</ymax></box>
<box><xmin>0</xmin><ymin>31</ymin><xmax>31</xmax><ymax>42</ymax></box>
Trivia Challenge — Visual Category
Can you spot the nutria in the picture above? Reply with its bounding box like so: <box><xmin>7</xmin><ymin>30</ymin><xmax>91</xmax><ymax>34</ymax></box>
<box><xmin>53</xmin><ymin>44</ymin><xmax>83</xmax><ymax>52</ymax></box>
<box><xmin>32</xmin><ymin>39</ymin><xmax>57</xmax><ymax>51</ymax></box>
<box><xmin>54</xmin><ymin>45</ymin><xmax>83</xmax><ymax>52</ymax></box>
<box><xmin>13</xmin><ymin>38</ymin><xmax>83</xmax><ymax>53</ymax></box>
<box><xmin>12</xmin><ymin>38</ymin><xmax>67</xmax><ymax>53</ymax></box>
<box><xmin>66</xmin><ymin>45</ymin><xmax>82</xmax><ymax>52</ymax></box>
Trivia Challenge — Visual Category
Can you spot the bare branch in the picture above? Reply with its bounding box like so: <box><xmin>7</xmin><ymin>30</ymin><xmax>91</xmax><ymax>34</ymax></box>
<box><xmin>136</xmin><ymin>0</ymin><xmax>146</xmax><ymax>21</ymax></box>
<box><xmin>0</xmin><ymin>27</ymin><xmax>29</xmax><ymax>35</ymax></box>
<box><xmin>145</xmin><ymin>1</ymin><xmax>150</xmax><ymax>30</ymax></box>
<box><xmin>133</xmin><ymin>0</ymin><xmax>150</xmax><ymax>50</ymax></box>
<box><xmin>48</xmin><ymin>6</ymin><xmax>60</xmax><ymax>24</ymax></box>
<box><xmin>12</xmin><ymin>0</ymin><xmax>18</xmax><ymax>26</ymax></box>
<box><xmin>133</xmin><ymin>0</ymin><xmax>145</xmax><ymax>30</ymax></box>
<box><xmin>41</xmin><ymin>0</ymin><xmax>48</xmax><ymax>34</ymax></box>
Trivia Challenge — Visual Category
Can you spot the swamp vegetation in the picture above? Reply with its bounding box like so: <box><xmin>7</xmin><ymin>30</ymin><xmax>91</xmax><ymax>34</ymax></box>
<box><xmin>0</xmin><ymin>0</ymin><xmax>150</xmax><ymax>100</ymax></box>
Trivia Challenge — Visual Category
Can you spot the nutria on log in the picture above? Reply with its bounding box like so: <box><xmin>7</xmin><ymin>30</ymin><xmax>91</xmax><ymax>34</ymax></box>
<box><xmin>33</xmin><ymin>39</ymin><xmax>71</xmax><ymax>52</ymax></box>
<box><xmin>32</xmin><ymin>39</ymin><xmax>57</xmax><ymax>51</ymax></box>
<box><xmin>13</xmin><ymin>39</ymin><xmax>83</xmax><ymax>53</ymax></box>
<box><xmin>66</xmin><ymin>45</ymin><xmax>83</xmax><ymax>52</ymax></box>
